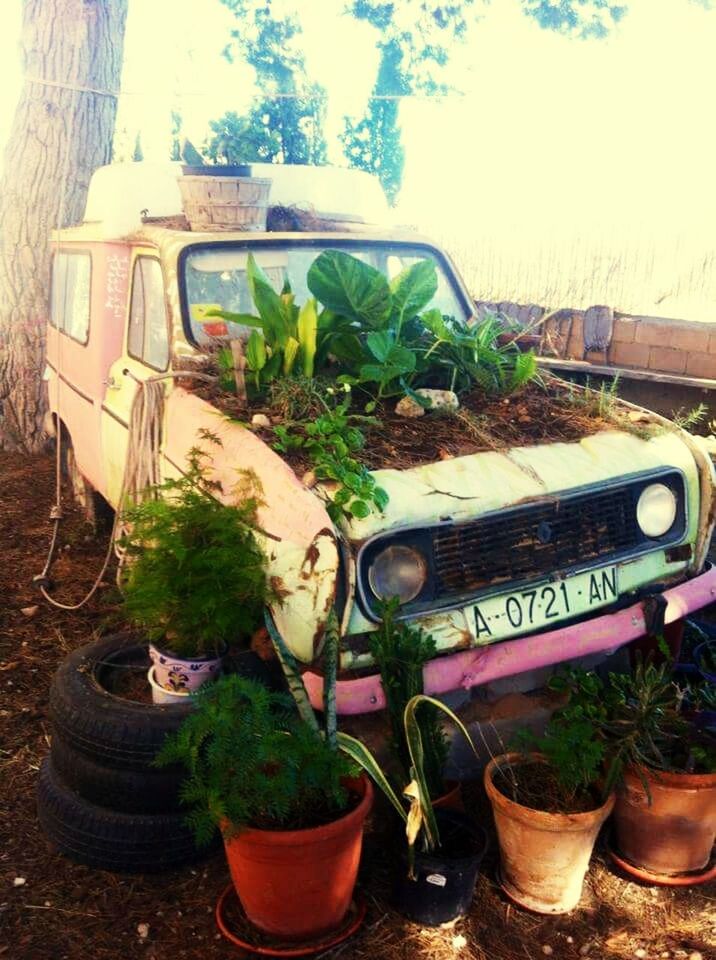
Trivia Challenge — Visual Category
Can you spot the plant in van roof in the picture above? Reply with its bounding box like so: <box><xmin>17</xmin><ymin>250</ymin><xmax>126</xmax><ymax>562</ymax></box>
<box><xmin>119</xmin><ymin>443</ymin><xmax>271</xmax><ymax>659</ymax></box>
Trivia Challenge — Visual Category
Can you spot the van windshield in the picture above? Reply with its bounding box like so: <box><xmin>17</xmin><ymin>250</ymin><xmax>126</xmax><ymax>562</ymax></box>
<box><xmin>181</xmin><ymin>240</ymin><xmax>471</xmax><ymax>345</ymax></box>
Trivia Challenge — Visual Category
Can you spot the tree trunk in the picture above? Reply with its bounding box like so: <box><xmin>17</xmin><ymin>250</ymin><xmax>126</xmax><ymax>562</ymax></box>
<box><xmin>0</xmin><ymin>0</ymin><xmax>128</xmax><ymax>451</ymax></box>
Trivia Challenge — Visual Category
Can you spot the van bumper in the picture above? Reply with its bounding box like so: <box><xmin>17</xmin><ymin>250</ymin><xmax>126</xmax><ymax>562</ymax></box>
<box><xmin>304</xmin><ymin>563</ymin><xmax>716</xmax><ymax>715</ymax></box>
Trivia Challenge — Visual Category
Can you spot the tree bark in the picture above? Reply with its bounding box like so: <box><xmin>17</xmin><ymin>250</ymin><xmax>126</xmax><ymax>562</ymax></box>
<box><xmin>0</xmin><ymin>0</ymin><xmax>128</xmax><ymax>451</ymax></box>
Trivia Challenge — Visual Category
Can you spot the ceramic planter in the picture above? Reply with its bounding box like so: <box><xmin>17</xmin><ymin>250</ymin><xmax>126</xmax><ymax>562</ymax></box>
<box><xmin>147</xmin><ymin>666</ymin><xmax>191</xmax><ymax>705</ymax></box>
<box><xmin>148</xmin><ymin>643</ymin><xmax>223</xmax><ymax>694</ymax></box>
<box><xmin>222</xmin><ymin>775</ymin><xmax>373</xmax><ymax>941</ymax></box>
<box><xmin>484</xmin><ymin>754</ymin><xmax>615</xmax><ymax>914</ymax></box>
<box><xmin>613</xmin><ymin>763</ymin><xmax>716</xmax><ymax>877</ymax></box>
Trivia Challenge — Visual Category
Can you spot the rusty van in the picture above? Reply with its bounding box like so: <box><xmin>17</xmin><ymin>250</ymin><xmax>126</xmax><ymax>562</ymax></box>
<box><xmin>45</xmin><ymin>162</ymin><xmax>716</xmax><ymax>717</ymax></box>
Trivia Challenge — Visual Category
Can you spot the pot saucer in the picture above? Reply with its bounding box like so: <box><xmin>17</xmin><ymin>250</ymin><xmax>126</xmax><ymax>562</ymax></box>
<box><xmin>606</xmin><ymin>835</ymin><xmax>716</xmax><ymax>887</ymax></box>
<box><xmin>215</xmin><ymin>885</ymin><xmax>366</xmax><ymax>956</ymax></box>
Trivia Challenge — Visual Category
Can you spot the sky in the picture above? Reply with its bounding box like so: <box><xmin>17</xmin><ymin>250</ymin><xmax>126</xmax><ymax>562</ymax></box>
<box><xmin>1</xmin><ymin>0</ymin><xmax>715</xmax><ymax>320</ymax></box>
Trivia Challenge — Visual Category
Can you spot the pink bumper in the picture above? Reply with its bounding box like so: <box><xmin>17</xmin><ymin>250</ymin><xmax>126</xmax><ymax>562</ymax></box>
<box><xmin>304</xmin><ymin>565</ymin><xmax>716</xmax><ymax>716</ymax></box>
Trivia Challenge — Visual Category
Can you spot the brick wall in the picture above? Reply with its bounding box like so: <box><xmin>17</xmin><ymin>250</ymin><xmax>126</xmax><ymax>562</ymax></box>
<box><xmin>476</xmin><ymin>299</ymin><xmax>716</xmax><ymax>381</ymax></box>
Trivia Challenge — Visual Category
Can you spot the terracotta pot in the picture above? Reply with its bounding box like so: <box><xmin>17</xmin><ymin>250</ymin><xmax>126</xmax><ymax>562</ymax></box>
<box><xmin>613</xmin><ymin>764</ymin><xmax>716</xmax><ymax>876</ymax></box>
<box><xmin>484</xmin><ymin>754</ymin><xmax>615</xmax><ymax>914</ymax></box>
<box><xmin>222</xmin><ymin>775</ymin><xmax>373</xmax><ymax>941</ymax></box>
<box><xmin>432</xmin><ymin>780</ymin><xmax>465</xmax><ymax>812</ymax></box>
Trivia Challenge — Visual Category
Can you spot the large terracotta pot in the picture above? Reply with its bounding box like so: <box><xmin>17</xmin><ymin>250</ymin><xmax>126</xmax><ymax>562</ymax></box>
<box><xmin>614</xmin><ymin>764</ymin><xmax>716</xmax><ymax>875</ymax></box>
<box><xmin>484</xmin><ymin>754</ymin><xmax>615</xmax><ymax>914</ymax></box>
<box><xmin>222</xmin><ymin>776</ymin><xmax>373</xmax><ymax>941</ymax></box>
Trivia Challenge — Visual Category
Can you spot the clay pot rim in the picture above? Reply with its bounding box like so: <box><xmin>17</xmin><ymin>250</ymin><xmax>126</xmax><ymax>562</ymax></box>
<box><xmin>221</xmin><ymin>774</ymin><xmax>374</xmax><ymax>847</ymax></box>
<box><xmin>484</xmin><ymin>753</ymin><xmax>615</xmax><ymax>830</ymax></box>
<box><xmin>624</xmin><ymin>762</ymin><xmax>716</xmax><ymax>790</ymax></box>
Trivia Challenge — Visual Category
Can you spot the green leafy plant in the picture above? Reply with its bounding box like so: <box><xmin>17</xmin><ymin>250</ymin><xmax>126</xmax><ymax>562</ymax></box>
<box><xmin>119</xmin><ymin>443</ymin><xmax>270</xmax><ymax>658</ymax></box>
<box><xmin>272</xmin><ymin>393</ymin><xmax>389</xmax><ymax>523</ymax></box>
<box><xmin>550</xmin><ymin>657</ymin><xmax>716</xmax><ymax>789</ymax></box>
<box><xmin>209</xmin><ymin>254</ymin><xmax>318</xmax><ymax>388</ymax></box>
<box><xmin>368</xmin><ymin>598</ymin><xmax>447</xmax><ymax>800</ymax></box>
<box><xmin>265</xmin><ymin>607</ymin><xmax>479</xmax><ymax>862</ymax></box>
<box><xmin>155</xmin><ymin>675</ymin><xmax>355</xmax><ymax>846</ymax></box>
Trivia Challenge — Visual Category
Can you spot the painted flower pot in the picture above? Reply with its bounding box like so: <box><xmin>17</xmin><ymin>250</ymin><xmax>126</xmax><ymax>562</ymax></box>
<box><xmin>147</xmin><ymin>666</ymin><xmax>191</xmax><ymax>705</ymax></box>
<box><xmin>221</xmin><ymin>775</ymin><xmax>373</xmax><ymax>941</ymax></box>
<box><xmin>148</xmin><ymin>643</ymin><xmax>223</xmax><ymax>694</ymax></box>
<box><xmin>484</xmin><ymin>754</ymin><xmax>615</xmax><ymax>914</ymax></box>
<box><xmin>613</xmin><ymin>763</ymin><xmax>716</xmax><ymax>876</ymax></box>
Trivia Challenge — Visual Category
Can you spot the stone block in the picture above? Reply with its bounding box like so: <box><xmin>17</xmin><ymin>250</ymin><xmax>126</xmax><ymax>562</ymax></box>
<box><xmin>612</xmin><ymin>317</ymin><xmax>637</xmax><ymax>343</ymax></box>
<box><xmin>635</xmin><ymin>321</ymin><xmax>672</xmax><ymax>347</ymax></box>
<box><xmin>686</xmin><ymin>353</ymin><xmax>716</xmax><ymax>379</ymax></box>
<box><xmin>708</xmin><ymin>334</ymin><xmax>716</xmax><ymax>355</ymax></box>
<box><xmin>609</xmin><ymin>341</ymin><xmax>650</xmax><ymax>368</ymax></box>
<box><xmin>668</xmin><ymin>324</ymin><xmax>710</xmax><ymax>352</ymax></box>
<box><xmin>648</xmin><ymin>346</ymin><xmax>688</xmax><ymax>374</ymax></box>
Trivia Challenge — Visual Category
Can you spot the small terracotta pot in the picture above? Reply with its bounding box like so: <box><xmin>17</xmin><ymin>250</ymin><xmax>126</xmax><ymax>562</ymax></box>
<box><xmin>613</xmin><ymin>764</ymin><xmax>716</xmax><ymax>876</ymax></box>
<box><xmin>148</xmin><ymin>643</ymin><xmax>223</xmax><ymax>694</ymax></box>
<box><xmin>222</xmin><ymin>775</ymin><xmax>373</xmax><ymax>941</ymax></box>
<box><xmin>484</xmin><ymin>754</ymin><xmax>615</xmax><ymax>914</ymax></box>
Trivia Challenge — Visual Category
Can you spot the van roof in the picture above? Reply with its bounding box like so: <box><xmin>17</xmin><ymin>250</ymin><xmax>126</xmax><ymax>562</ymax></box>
<box><xmin>56</xmin><ymin>161</ymin><xmax>393</xmax><ymax>240</ymax></box>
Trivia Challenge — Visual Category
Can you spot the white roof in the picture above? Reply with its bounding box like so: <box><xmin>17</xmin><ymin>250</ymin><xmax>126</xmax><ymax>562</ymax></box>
<box><xmin>82</xmin><ymin>161</ymin><xmax>391</xmax><ymax>237</ymax></box>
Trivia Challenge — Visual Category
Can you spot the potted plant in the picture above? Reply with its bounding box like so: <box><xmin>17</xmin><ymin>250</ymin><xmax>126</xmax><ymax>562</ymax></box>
<box><xmin>484</xmin><ymin>677</ymin><xmax>615</xmax><ymax>914</ymax></box>
<box><xmin>265</xmin><ymin>609</ymin><xmax>488</xmax><ymax>927</ymax></box>
<box><xmin>594</xmin><ymin>657</ymin><xmax>716</xmax><ymax>882</ymax></box>
<box><xmin>120</xmin><ymin>446</ymin><xmax>270</xmax><ymax>702</ymax></box>
<box><xmin>368</xmin><ymin>599</ymin><xmax>458</xmax><ymax>809</ymax></box>
<box><xmin>156</xmin><ymin>673</ymin><xmax>372</xmax><ymax>941</ymax></box>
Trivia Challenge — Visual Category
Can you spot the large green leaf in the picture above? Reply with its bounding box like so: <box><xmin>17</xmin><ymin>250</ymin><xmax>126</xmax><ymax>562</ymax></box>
<box><xmin>336</xmin><ymin>732</ymin><xmax>407</xmax><ymax>823</ymax></box>
<box><xmin>247</xmin><ymin>253</ymin><xmax>291</xmax><ymax>347</ymax></box>
<box><xmin>307</xmin><ymin>250</ymin><xmax>391</xmax><ymax>329</ymax></box>
<box><xmin>390</xmin><ymin>260</ymin><xmax>438</xmax><ymax>333</ymax></box>
<box><xmin>264</xmin><ymin>610</ymin><xmax>321</xmax><ymax>737</ymax></box>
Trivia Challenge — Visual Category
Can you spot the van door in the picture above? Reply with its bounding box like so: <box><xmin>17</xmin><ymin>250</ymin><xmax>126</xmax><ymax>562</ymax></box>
<box><xmin>100</xmin><ymin>250</ymin><xmax>170</xmax><ymax>507</ymax></box>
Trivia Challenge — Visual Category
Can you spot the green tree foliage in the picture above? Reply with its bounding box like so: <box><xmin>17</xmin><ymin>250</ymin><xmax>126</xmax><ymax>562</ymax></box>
<box><xmin>131</xmin><ymin>132</ymin><xmax>144</xmax><ymax>162</ymax></box>
<box><xmin>522</xmin><ymin>0</ymin><xmax>627</xmax><ymax>39</ymax></box>
<box><xmin>207</xmin><ymin>0</ymin><xmax>327</xmax><ymax>165</ymax></box>
<box><xmin>341</xmin><ymin>1</ymin><xmax>476</xmax><ymax>203</ymax></box>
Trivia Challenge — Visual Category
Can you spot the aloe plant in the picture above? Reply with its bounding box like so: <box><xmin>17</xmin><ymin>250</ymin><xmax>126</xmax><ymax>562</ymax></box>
<box><xmin>265</xmin><ymin>608</ymin><xmax>480</xmax><ymax>858</ymax></box>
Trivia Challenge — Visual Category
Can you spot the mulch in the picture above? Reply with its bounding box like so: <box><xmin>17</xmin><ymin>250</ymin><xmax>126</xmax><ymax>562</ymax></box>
<box><xmin>0</xmin><ymin>451</ymin><xmax>714</xmax><ymax>960</ymax></box>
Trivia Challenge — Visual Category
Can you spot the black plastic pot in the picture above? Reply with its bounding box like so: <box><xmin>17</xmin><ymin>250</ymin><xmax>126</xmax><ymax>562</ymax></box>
<box><xmin>181</xmin><ymin>164</ymin><xmax>252</xmax><ymax>177</ymax></box>
<box><xmin>393</xmin><ymin>810</ymin><xmax>488</xmax><ymax>926</ymax></box>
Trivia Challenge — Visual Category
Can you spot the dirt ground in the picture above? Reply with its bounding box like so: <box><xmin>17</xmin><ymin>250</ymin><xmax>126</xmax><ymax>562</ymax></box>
<box><xmin>0</xmin><ymin>451</ymin><xmax>714</xmax><ymax>960</ymax></box>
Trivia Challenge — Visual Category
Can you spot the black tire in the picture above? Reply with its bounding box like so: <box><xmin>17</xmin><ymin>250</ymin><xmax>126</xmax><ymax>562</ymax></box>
<box><xmin>36</xmin><ymin>758</ymin><xmax>214</xmax><ymax>873</ymax></box>
<box><xmin>49</xmin><ymin>633</ymin><xmax>192</xmax><ymax>771</ymax></box>
<box><xmin>50</xmin><ymin>732</ymin><xmax>184</xmax><ymax>814</ymax></box>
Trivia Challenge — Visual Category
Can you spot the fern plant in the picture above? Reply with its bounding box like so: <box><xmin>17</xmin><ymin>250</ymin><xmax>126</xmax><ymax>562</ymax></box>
<box><xmin>155</xmin><ymin>675</ymin><xmax>355</xmax><ymax>845</ymax></box>
<box><xmin>119</xmin><ymin>444</ymin><xmax>271</xmax><ymax>659</ymax></box>
<box><xmin>368</xmin><ymin>598</ymin><xmax>448</xmax><ymax>800</ymax></box>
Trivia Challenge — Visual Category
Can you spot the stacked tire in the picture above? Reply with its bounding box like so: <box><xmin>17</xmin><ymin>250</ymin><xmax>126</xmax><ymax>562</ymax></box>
<box><xmin>37</xmin><ymin>633</ymin><xmax>214</xmax><ymax>873</ymax></box>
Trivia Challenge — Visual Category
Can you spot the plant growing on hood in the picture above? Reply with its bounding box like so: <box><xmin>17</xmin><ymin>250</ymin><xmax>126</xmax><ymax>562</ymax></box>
<box><xmin>272</xmin><ymin>391</ymin><xmax>388</xmax><ymax>523</ymax></box>
<box><xmin>209</xmin><ymin>253</ymin><xmax>318</xmax><ymax>389</ymax></box>
<box><xmin>119</xmin><ymin>444</ymin><xmax>270</xmax><ymax>659</ymax></box>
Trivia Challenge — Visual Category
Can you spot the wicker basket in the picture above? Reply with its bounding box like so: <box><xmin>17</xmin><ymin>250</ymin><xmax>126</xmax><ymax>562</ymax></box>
<box><xmin>177</xmin><ymin>175</ymin><xmax>272</xmax><ymax>232</ymax></box>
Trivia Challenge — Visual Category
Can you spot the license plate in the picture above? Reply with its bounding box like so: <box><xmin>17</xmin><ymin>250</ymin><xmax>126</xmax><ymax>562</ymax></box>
<box><xmin>472</xmin><ymin>565</ymin><xmax>619</xmax><ymax>643</ymax></box>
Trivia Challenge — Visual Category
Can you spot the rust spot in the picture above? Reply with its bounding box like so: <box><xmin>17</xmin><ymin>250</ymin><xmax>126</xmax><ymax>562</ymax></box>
<box><xmin>456</xmin><ymin>628</ymin><xmax>474</xmax><ymax>649</ymax></box>
<box><xmin>665</xmin><ymin>544</ymin><xmax>692</xmax><ymax>563</ymax></box>
<box><xmin>301</xmin><ymin>541</ymin><xmax>321</xmax><ymax>580</ymax></box>
<box><xmin>269</xmin><ymin>575</ymin><xmax>292</xmax><ymax>601</ymax></box>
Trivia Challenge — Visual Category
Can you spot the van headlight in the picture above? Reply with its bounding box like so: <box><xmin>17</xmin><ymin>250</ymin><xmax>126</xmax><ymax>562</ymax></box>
<box><xmin>636</xmin><ymin>483</ymin><xmax>677</xmax><ymax>538</ymax></box>
<box><xmin>368</xmin><ymin>544</ymin><xmax>427</xmax><ymax>604</ymax></box>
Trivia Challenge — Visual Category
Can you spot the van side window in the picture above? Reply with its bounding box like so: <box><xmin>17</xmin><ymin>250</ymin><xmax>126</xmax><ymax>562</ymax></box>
<box><xmin>50</xmin><ymin>252</ymin><xmax>91</xmax><ymax>344</ymax></box>
<box><xmin>128</xmin><ymin>257</ymin><xmax>169</xmax><ymax>371</ymax></box>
